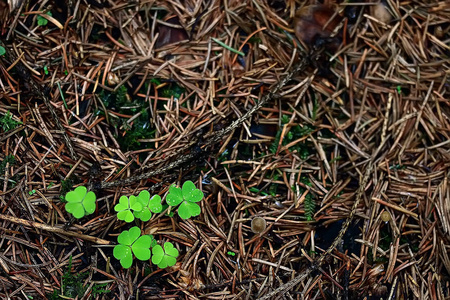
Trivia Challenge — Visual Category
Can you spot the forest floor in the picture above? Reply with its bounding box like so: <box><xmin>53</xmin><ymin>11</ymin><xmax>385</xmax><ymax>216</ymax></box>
<box><xmin>0</xmin><ymin>0</ymin><xmax>449</xmax><ymax>299</ymax></box>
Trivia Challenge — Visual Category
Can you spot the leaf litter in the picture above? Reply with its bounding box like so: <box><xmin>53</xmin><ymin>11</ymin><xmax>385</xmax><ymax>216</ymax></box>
<box><xmin>0</xmin><ymin>0</ymin><xmax>449</xmax><ymax>298</ymax></box>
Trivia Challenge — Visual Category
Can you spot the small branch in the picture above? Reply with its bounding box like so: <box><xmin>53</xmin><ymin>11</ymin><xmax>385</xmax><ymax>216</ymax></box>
<box><xmin>0</xmin><ymin>214</ymin><xmax>110</xmax><ymax>245</ymax></box>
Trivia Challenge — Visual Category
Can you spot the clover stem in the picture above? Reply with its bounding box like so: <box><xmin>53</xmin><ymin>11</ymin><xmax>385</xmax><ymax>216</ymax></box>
<box><xmin>63</xmin><ymin>216</ymin><xmax>76</xmax><ymax>231</ymax></box>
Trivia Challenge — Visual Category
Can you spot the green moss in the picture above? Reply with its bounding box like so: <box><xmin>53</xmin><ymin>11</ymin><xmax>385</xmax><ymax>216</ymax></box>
<box><xmin>247</xmin><ymin>36</ymin><xmax>261</xmax><ymax>44</ymax></box>
<box><xmin>60</xmin><ymin>177</ymin><xmax>77</xmax><ymax>202</ymax></box>
<box><xmin>99</xmin><ymin>85</ymin><xmax>129</xmax><ymax>109</ymax></box>
<box><xmin>268</xmin><ymin>173</ymin><xmax>280</xmax><ymax>196</ymax></box>
<box><xmin>304</xmin><ymin>193</ymin><xmax>315</xmax><ymax>221</ymax></box>
<box><xmin>47</xmin><ymin>256</ymin><xmax>110</xmax><ymax>299</ymax></box>
<box><xmin>98</xmin><ymin>86</ymin><xmax>156</xmax><ymax>150</ymax></box>
<box><xmin>0</xmin><ymin>155</ymin><xmax>15</xmax><ymax>174</ymax></box>
<box><xmin>269</xmin><ymin>115</ymin><xmax>315</xmax><ymax>156</ymax></box>
<box><xmin>0</xmin><ymin>111</ymin><xmax>22</xmax><ymax>132</ymax></box>
<box><xmin>160</xmin><ymin>82</ymin><xmax>185</xmax><ymax>100</ymax></box>
<box><xmin>92</xmin><ymin>282</ymin><xmax>110</xmax><ymax>297</ymax></box>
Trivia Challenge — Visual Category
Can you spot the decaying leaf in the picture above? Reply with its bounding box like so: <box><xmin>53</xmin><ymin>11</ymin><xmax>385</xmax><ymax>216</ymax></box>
<box><xmin>155</xmin><ymin>16</ymin><xmax>189</xmax><ymax>49</ymax></box>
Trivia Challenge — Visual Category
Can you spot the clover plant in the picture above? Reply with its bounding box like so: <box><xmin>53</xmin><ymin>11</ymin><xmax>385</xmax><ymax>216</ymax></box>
<box><xmin>133</xmin><ymin>191</ymin><xmax>163</xmax><ymax>222</ymax></box>
<box><xmin>113</xmin><ymin>226</ymin><xmax>155</xmax><ymax>268</ymax></box>
<box><xmin>61</xmin><ymin>181</ymin><xmax>204</xmax><ymax>269</ymax></box>
<box><xmin>151</xmin><ymin>242</ymin><xmax>179</xmax><ymax>268</ymax></box>
<box><xmin>166</xmin><ymin>181</ymin><xmax>204</xmax><ymax>219</ymax></box>
<box><xmin>64</xmin><ymin>186</ymin><xmax>96</xmax><ymax>219</ymax></box>
<box><xmin>0</xmin><ymin>46</ymin><xmax>5</xmax><ymax>56</ymax></box>
<box><xmin>37</xmin><ymin>11</ymin><xmax>52</xmax><ymax>26</ymax></box>
<box><xmin>114</xmin><ymin>195</ymin><xmax>142</xmax><ymax>223</ymax></box>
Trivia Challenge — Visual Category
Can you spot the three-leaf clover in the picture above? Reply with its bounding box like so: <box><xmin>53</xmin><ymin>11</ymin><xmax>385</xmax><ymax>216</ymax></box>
<box><xmin>151</xmin><ymin>242</ymin><xmax>179</xmax><ymax>268</ymax></box>
<box><xmin>113</xmin><ymin>227</ymin><xmax>155</xmax><ymax>269</ymax></box>
<box><xmin>114</xmin><ymin>195</ymin><xmax>142</xmax><ymax>223</ymax></box>
<box><xmin>37</xmin><ymin>11</ymin><xmax>52</xmax><ymax>26</ymax></box>
<box><xmin>64</xmin><ymin>186</ymin><xmax>96</xmax><ymax>219</ymax></box>
<box><xmin>134</xmin><ymin>191</ymin><xmax>163</xmax><ymax>222</ymax></box>
<box><xmin>166</xmin><ymin>181</ymin><xmax>204</xmax><ymax>219</ymax></box>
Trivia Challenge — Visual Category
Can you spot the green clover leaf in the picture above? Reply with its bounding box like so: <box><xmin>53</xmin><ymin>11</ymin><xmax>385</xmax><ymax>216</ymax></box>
<box><xmin>166</xmin><ymin>181</ymin><xmax>204</xmax><ymax>219</ymax></box>
<box><xmin>115</xmin><ymin>195</ymin><xmax>142</xmax><ymax>223</ymax></box>
<box><xmin>166</xmin><ymin>184</ymin><xmax>183</xmax><ymax>206</ymax></box>
<box><xmin>134</xmin><ymin>191</ymin><xmax>163</xmax><ymax>222</ymax></box>
<box><xmin>182</xmin><ymin>181</ymin><xmax>203</xmax><ymax>202</ymax></box>
<box><xmin>117</xmin><ymin>226</ymin><xmax>140</xmax><ymax>245</ymax></box>
<box><xmin>37</xmin><ymin>11</ymin><xmax>52</xmax><ymax>26</ymax></box>
<box><xmin>113</xmin><ymin>244</ymin><xmax>132</xmax><ymax>269</ymax></box>
<box><xmin>113</xmin><ymin>227</ymin><xmax>154</xmax><ymax>269</ymax></box>
<box><xmin>178</xmin><ymin>201</ymin><xmax>201</xmax><ymax>219</ymax></box>
<box><xmin>134</xmin><ymin>191</ymin><xmax>151</xmax><ymax>221</ymax></box>
<box><xmin>149</xmin><ymin>195</ymin><xmax>163</xmax><ymax>213</ymax></box>
<box><xmin>132</xmin><ymin>235</ymin><xmax>152</xmax><ymax>260</ymax></box>
<box><xmin>151</xmin><ymin>242</ymin><xmax>179</xmax><ymax>268</ymax></box>
<box><xmin>64</xmin><ymin>186</ymin><xmax>96</xmax><ymax>219</ymax></box>
<box><xmin>0</xmin><ymin>46</ymin><xmax>5</xmax><ymax>56</ymax></box>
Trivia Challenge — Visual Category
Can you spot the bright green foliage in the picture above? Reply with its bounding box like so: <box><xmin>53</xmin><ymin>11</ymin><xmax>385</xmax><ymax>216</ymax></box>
<box><xmin>0</xmin><ymin>111</ymin><xmax>22</xmax><ymax>132</ymax></box>
<box><xmin>148</xmin><ymin>194</ymin><xmax>163</xmax><ymax>213</ymax></box>
<box><xmin>113</xmin><ymin>226</ymin><xmax>155</xmax><ymax>268</ymax></box>
<box><xmin>115</xmin><ymin>195</ymin><xmax>142</xmax><ymax>222</ymax></box>
<box><xmin>37</xmin><ymin>11</ymin><xmax>52</xmax><ymax>26</ymax></box>
<box><xmin>0</xmin><ymin>46</ymin><xmax>5</xmax><ymax>56</ymax></box>
<box><xmin>64</xmin><ymin>186</ymin><xmax>96</xmax><ymax>219</ymax></box>
<box><xmin>151</xmin><ymin>242</ymin><xmax>179</xmax><ymax>268</ymax></box>
<box><xmin>110</xmin><ymin>182</ymin><xmax>202</xmax><ymax>269</ymax></box>
<box><xmin>134</xmin><ymin>191</ymin><xmax>163</xmax><ymax>222</ymax></box>
<box><xmin>166</xmin><ymin>181</ymin><xmax>204</xmax><ymax>219</ymax></box>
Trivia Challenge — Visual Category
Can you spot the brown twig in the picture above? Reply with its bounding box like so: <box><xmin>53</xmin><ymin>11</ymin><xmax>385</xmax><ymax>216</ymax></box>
<box><xmin>0</xmin><ymin>214</ymin><xmax>110</xmax><ymax>245</ymax></box>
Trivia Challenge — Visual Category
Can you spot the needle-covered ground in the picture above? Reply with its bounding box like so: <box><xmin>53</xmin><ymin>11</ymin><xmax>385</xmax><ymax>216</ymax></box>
<box><xmin>0</xmin><ymin>0</ymin><xmax>449</xmax><ymax>299</ymax></box>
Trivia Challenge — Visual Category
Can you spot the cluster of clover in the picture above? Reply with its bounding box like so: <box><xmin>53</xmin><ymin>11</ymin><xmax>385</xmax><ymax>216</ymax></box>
<box><xmin>64</xmin><ymin>181</ymin><xmax>204</xmax><ymax>269</ymax></box>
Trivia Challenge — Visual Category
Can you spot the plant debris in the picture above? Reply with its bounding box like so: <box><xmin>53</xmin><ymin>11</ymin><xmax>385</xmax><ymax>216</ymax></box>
<box><xmin>0</xmin><ymin>0</ymin><xmax>449</xmax><ymax>299</ymax></box>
